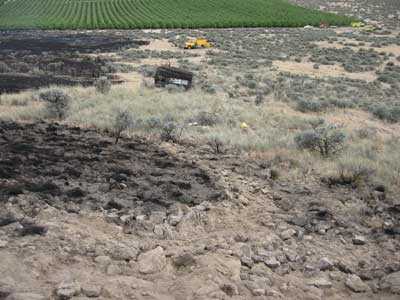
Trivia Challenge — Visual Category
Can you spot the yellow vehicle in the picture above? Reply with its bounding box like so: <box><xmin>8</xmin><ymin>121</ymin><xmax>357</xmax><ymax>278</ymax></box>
<box><xmin>351</xmin><ymin>21</ymin><xmax>376</xmax><ymax>32</ymax></box>
<box><xmin>351</xmin><ymin>21</ymin><xmax>365</xmax><ymax>28</ymax></box>
<box><xmin>184</xmin><ymin>38</ymin><xmax>212</xmax><ymax>49</ymax></box>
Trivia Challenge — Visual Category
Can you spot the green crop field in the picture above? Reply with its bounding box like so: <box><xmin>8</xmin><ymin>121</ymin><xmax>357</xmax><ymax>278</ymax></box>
<box><xmin>0</xmin><ymin>0</ymin><xmax>353</xmax><ymax>29</ymax></box>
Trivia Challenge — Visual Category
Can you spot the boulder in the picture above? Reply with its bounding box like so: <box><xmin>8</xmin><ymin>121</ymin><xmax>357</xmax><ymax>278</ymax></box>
<box><xmin>173</xmin><ymin>253</ymin><xmax>196</xmax><ymax>268</ymax></box>
<box><xmin>380</xmin><ymin>271</ymin><xmax>400</xmax><ymax>294</ymax></box>
<box><xmin>138</xmin><ymin>246</ymin><xmax>166</xmax><ymax>274</ymax></box>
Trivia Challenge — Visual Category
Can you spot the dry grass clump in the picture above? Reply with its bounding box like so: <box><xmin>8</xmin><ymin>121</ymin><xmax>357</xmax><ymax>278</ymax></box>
<box><xmin>0</xmin><ymin>92</ymin><xmax>44</xmax><ymax>121</ymax></box>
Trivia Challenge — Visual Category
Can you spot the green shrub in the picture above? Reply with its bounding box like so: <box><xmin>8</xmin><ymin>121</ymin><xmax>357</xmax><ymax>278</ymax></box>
<box><xmin>369</xmin><ymin>104</ymin><xmax>400</xmax><ymax>123</ymax></box>
<box><xmin>295</xmin><ymin>123</ymin><xmax>346</xmax><ymax>157</ymax></box>
<box><xmin>203</xmin><ymin>84</ymin><xmax>217</xmax><ymax>94</ymax></box>
<box><xmin>39</xmin><ymin>89</ymin><xmax>70</xmax><ymax>119</ymax></box>
<box><xmin>296</xmin><ymin>99</ymin><xmax>326</xmax><ymax>113</ymax></box>
<box><xmin>246</xmin><ymin>80</ymin><xmax>257</xmax><ymax>89</ymax></box>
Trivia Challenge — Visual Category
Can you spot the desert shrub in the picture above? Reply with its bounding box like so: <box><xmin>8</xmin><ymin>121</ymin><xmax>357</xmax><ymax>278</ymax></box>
<box><xmin>328</xmin><ymin>99</ymin><xmax>356</xmax><ymax>109</ymax></box>
<box><xmin>189</xmin><ymin>111</ymin><xmax>221</xmax><ymax>126</ymax></box>
<box><xmin>369</xmin><ymin>104</ymin><xmax>400</xmax><ymax>123</ymax></box>
<box><xmin>136</xmin><ymin>64</ymin><xmax>156</xmax><ymax>77</ymax></box>
<box><xmin>296</xmin><ymin>99</ymin><xmax>326</xmax><ymax>113</ymax></box>
<box><xmin>160</xmin><ymin>115</ymin><xmax>182</xmax><ymax>142</ymax></box>
<box><xmin>11</xmin><ymin>98</ymin><xmax>28</xmax><ymax>106</ymax></box>
<box><xmin>144</xmin><ymin>116</ymin><xmax>162</xmax><ymax>129</ymax></box>
<box><xmin>295</xmin><ymin>123</ymin><xmax>346</xmax><ymax>156</ymax></box>
<box><xmin>105</xmin><ymin>62</ymin><xmax>134</xmax><ymax>73</ymax></box>
<box><xmin>208</xmin><ymin>136</ymin><xmax>225</xmax><ymax>154</ymax></box>
<box><xmin>113</xmin><ymin>109</ymin><xmax>134</xmax><ymax>144</ymax></box>
<box><xmin>356</xmin><ymin>127</ymin><xmax>377</xmax><ymax>139</ymax></box>
<box><xmin>95</xmin><ymin>77</ymin><xmax>112</xmax><ymax>94</ymax></box>
<box><xmin>246</xmin><ymin>80</ymin><xmax>257</xmax><ymax>89</ymax></box>
<box><xmin>0</xmin><ymin>62</ymin><xmax>11</xmax><ymax>73</ymax></box>
<box><xmin>245</xmin><ymin>73</ymin><xmax>254</xmax><ymax>80</ymax></box>
<box><xmin>11</xmin><ymin>62</ymin><xmax>30</xmax><ymax>73</ymax></box>
<box><xmin>46</xmin><ymin>62</ymin><xmax>64</xmax><ymax>73</ymax></box>
<box><xmin>39</xmin><ymin>89</ymin><xmax>71</xmax><ymax>119</ymax></box>
<box><xmin>255</xmin><ymin>91</ymin><xmax>265</xmax><ymax>105</ymax></box>
<box><xmin>166</xmin><ymin>84</ymin><xmax>185</xmax><ymax>93</ymax></box>
<box><xmin>203</xmin><ymin>84</ymin><xmax>217</xmax><ymax>94</ymax></box>
<box><xmin>324</xmin><ymin>158</ymin><xmax>375</xmax><ymax>188</ymax></box>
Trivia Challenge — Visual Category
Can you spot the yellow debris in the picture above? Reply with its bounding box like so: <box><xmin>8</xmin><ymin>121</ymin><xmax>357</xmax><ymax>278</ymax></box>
<box><xmin>240</xmin><ymin>122</ymin><xmax>249</xmax><ymax>129</ymax></box>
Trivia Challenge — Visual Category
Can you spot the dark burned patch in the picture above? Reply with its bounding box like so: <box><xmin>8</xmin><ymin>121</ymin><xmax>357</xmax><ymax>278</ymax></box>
<box><xmin>0</xmin><ymin>121</ymin><xmax>225</xmax><ymax>210</ymax></box>
<box><xmin>0</xmin><ymin>32</ymin><xmax>149</xmax><ymax>54</ymax></box>
<box><xmin>0</xmin><ymin>73</ymin><xmax>93</xmax><ymax>94</ymax></box>
<box><xmin>0</xmin><ymin>31</ymin><xmax>149</xmax><ymax>93</ymax></box>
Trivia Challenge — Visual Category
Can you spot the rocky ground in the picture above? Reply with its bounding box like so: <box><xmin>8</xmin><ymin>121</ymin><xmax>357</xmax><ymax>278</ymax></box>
<box><xmin>0</xmin><ymin>121</ymin><xmax>399</xmax><ymax>300</ymax></box>
<box><xmin>1</xmin><ymin>1</ymin><xmax>400</xmax><ymax>299</ymax></box>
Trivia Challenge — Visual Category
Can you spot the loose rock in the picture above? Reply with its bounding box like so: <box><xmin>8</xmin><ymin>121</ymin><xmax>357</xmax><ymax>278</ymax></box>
<box><xmin>380</xmin><ymin>271</ymin><xmax>400</xmax><ymax>294</ymax></box>
<box><xmin>319</xmin><ymin>257</ymin><xmax>334</xmax><ymax>271</ymax></box>
<box><xmin>56</xmin><ymin>281</ymin><xmax>81</xmax><ymax>299</ymax></box>
<box><xmin>280</xmin><ymin>228</ymin><xmax>296</xmax><ymax>240</ymax></box>
<box><xmin>5</xmin><ymin>293</ymin><xmax>46</xmax><ymax>300</ymax></box>
<box><xmin>352</xmin><ymin>235</ymin><xmax>367</xmax><ymax>245</ymax></box>
<box><xmin>82</xmin><ymin>284</ymin><xmax>101</xmax><ymax>297</ymax></box>
<box><xmin>307</xmin><ymin>278</ymin><xmax>333</xmax><ymax>289</ymax></box>
<box><xmin>138</xmin><ymin>246</ymin><xmax>166</xmax><ymax>274</ymax></box>
<box><xmin>264</xmin><ymin>257</ymin><xmax>280</xmax><ymax>268</ymax></box>
<box><xmin>345</xmin><ymin>275</ymin><xmax>370</xmax><ymax>293</ymax></box>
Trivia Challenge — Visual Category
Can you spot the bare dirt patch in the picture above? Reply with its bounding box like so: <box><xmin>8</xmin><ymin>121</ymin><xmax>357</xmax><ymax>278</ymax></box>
<box><xmin>272</xmin><ymin>60</ymin><xmax>377</xmax><ymax>81</ymax></box>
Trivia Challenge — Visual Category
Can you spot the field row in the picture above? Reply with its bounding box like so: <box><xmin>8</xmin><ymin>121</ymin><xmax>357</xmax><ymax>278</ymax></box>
<box><xmin>0</xmin><ymin>0</ymin><xmax>354</xmax><ymax>29</ymax></box>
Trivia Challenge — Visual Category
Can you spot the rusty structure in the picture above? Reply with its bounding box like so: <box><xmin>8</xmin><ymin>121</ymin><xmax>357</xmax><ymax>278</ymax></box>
<box><xmin>154</xmin><ymin>66</ymin><xmax>193</xmax><ymax>89</ymax></box>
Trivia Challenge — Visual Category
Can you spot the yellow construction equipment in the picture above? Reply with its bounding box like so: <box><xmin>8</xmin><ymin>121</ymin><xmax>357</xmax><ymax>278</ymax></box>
<box><xmin>184</xmin><ymin>38</ymin><xmax>212</xmax><ymax>49</ymax></box>
<box><xmin>351</xmin><ymin>21</ymin><xmax>365</xmax><ymax>28</ymax></box>
<box><xmin>351</xmin><ymin>21</ymin><xmax>376</xmax><ymax>32</ymax></box>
